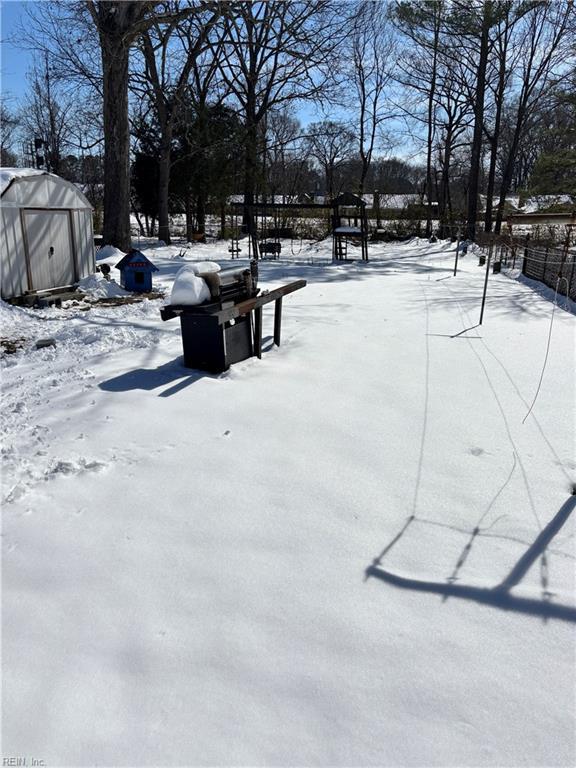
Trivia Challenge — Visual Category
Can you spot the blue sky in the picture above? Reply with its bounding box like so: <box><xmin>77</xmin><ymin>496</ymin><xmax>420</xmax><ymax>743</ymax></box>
<box><xmin>1</xmin><ymin>0</ymin><xmax>33</xmax><ymax>102</ymax></box>
<box><xmin>0</xmin><ymin>0</ymin><xmax>414</xmax><ymax>159</ymax></box>
<box><xmin>0</xmin><ymin>0</ymin><xmax>328</xmax><ymax>131</ymax></box>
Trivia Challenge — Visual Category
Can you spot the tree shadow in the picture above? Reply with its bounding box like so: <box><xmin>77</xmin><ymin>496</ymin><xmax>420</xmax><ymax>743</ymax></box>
<box><xmin>366</xmin><ymin>495</ymin><xmax>576</xmax><ymax>623</ymax></box>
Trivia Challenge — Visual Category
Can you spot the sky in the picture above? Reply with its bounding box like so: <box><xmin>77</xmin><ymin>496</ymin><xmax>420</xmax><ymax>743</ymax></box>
<box><xmin>0</xmin><ymin>0</ymin><xmax>416</xmax><ymax>162</ymax></box>
<box><xmin>0</xmin><ymin>0</ymin><xmax>325</xmax><ymax>126</ymax></box>
<box><xmin>1</xmin><ymin>0</ymin><xmax>33</xmax><ymax>102</ymax></box>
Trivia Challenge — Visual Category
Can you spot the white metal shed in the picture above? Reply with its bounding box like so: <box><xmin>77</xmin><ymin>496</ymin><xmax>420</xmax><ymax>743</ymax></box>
<box><xmin>1</xmin><ymin>168</ymin><xmax>95</xmax><ymax>299</ymax></box>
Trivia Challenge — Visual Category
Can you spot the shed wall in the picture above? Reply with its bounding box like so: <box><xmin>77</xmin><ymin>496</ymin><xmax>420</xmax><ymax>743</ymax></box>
<box><xmin>72</xmin><ymin>209</ymin><xmax>95</xmax><ymax>279</ymax></box>
<box><xmin>0</xmin><ymin>207</ymin><xmax>28</xmax><ymax>299</ymax></box>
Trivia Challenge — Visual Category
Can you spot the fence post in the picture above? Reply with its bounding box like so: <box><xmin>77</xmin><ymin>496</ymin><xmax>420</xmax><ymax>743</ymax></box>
<box><xmin>557</xmin><ymin>229</ymin><xmax>570</xmax><ymax>296</ymax></box>
<box><xmin>479</xmin><ymin>247</ymin><xmax>492</xmax><ymax>326</ymax></box>
<box><xmin>453</xmin><ymin>232</ymin><xmax>460</xmax><ymax>276</ymax></box>
<box><xmin>522</xmin><ymin>234</ymin><xmax>530</xmax><ymax>276</ymax></box>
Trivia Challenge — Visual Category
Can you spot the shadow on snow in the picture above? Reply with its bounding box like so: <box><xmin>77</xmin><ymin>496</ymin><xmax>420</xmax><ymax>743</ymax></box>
<box><xmin>366</xmin><ymin>495</ymin><xmax>576</xmax><ymax>623</ymax></box>
<box><xmin>99</xmin><ymin>357</ymin><xmax>217</xmax><ymax>397</ymax></box>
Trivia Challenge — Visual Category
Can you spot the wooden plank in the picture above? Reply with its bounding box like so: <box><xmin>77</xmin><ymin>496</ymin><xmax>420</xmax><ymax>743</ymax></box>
<box><xmin>274</xmin><ymin>297</ymin><xmax>283</xmax><ymax>346</ymax></box>
<box><xmin>161</xmin><ymin>280</ymin><xmax>306</xmax><ymax>325</ymax></box>
<box><xmin>216</xmin><ymin>279</ymin><xmax>306</xmax><ymax>323</ymax></box>
<box><xmin>254</xmin><ymin>307</ymin><xmax>262</xmax><ymax>359</ymax></box>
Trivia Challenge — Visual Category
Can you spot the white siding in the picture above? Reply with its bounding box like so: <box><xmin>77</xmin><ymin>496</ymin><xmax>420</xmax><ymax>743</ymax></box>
<box><xmin>72</xmin><ymin>208</ymin><xmax>95</xmax><ymax>278</ymax></box>
<box><xmin>24</xmin><ymin>209</ymin><xmax>76</xmax><ymax>290</ymax></box>
<box><xmin>0</xmin><ymin>207</ymin><xmax>29</xmax><ymax>298</ymax></box>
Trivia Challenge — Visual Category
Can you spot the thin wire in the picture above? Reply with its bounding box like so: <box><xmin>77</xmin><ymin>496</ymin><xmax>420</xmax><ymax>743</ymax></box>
<box><xmin>522</xmin><ymin>277</ymin><xmax>561</xmax><ymax>425</ymax></box>
<box><xmin>519</xmin><ymin>258</ymin><xmax>573</xmax><ymax>266</ymax></box>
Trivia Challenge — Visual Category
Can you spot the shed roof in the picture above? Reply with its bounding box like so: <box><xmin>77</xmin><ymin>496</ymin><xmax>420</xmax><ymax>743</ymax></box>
<box><xmin>0</xmin><ymin>167</ymin><xmax>55</xmax><ymax>196</ymax></box>
<box><xmin>0</xmin><ymin>168</ymin><xmax>92</xmax><ymax>209</ymax></box>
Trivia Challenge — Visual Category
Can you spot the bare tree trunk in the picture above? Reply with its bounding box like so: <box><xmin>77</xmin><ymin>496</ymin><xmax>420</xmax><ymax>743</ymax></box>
<box><xmin>494</xmin><ymin>113</ymin><xmax>523</xmax><ymax>233</ymax></box>
<box><xmin>484</xmin><ymin>16</ymin><xmax>510</xmax><ymax>233</ymax></box>
<box><xmin>100</xmin><ymin>34</ymin><xmax>131</xmax><ymax>251</ymax></box>
<box><xmin>157</xmin><ymin>139</ymin><xmax>172</xmax><ymax>244</ymax></box>
<box><xmin>186</xmin><ymin>192</ymin><xmax>194</xmax><ymax>242</ymax></box>
<box><xmin>465</xmin><ymin>3</ymin><xmax>491</xmax><ymax>242</ymax></box>
<box><xmin>425</xmin><ymin>8</ymin><xmax>440</xmax><ymax>237</ymax></box>
<box><xmin>196</xmin><ymin>194</ymin><xmax>206</xmax><ymax>235</ymax></box>
<box><xmin>133</xmin><ymin>209</ymin><xmax>145</xmax><ymax>236</ymax></box>
<box><xmin>243</xmin><ymin>118</ymin><xmax>258</xmax><ymax>233</ymax></box>
<box><xmin>220</xmin><ymin>202</ymin><xmax>226</xmax><ymax>239</ymax></box>
<box><xmin>484</xmin><ymin>135</ymin><xmax>498</xmax><ymax>233</ymax></box>
<box><xmin>438</xmin><ymin>143</ymin><xmax>452</xmax><ymax>238</ymax></box>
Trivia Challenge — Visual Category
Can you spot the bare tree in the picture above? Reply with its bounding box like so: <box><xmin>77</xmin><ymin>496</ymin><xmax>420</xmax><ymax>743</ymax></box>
<box><xmin>85</xmin><ymin>2</ymin><xmax>164</xmax><ymax>250</ymax></box>
<box><xmin>304</xmin><ymin>120</ymin><xmax>356</xmax><ymax>199</ymax></box>
<box><xmin>456</xmin><ymin>0</ymin><xmax>494</xmax><ymax>242</ymax></box>
<box><xmin>180</xmin><ymin>37</ymin><xmax>233</xmax><ymax>239</ymax></box>
<box><xmin>493</xmin><ymin>0</ymin><xmax>574</xmax><ymax>232</ymax></box>
<box><xmin>19</xmin><ymin>54</ymin><xmax>76</xmax><ymax>175</ymax></box>
<box><xmin>393</xmin><ymin>1</ymin><xmax>448</xmax><ymax>236</ymax></box>
<box><xmin>134</xmin><ymin>2</ymin><xmax>221</xmax><ymax>244</ymax></box>
<box><xmin>216</xmin><ymin>1</ymin><xmax>343</xmax><ymax>234</ymax></box>
<box><xmin>1</xmin><ymin>98</ymin><xmax>20</xmax><ymax>166</ymax></box>
<box><xmin>21</xmin><ymin>1</ymin><xmax>217</xmax><ymax>250</ymax></box>
<box><xmin>348</xmin><ymin>1</ymin><xmax>397</xmax><ymax>200</ymax></box>
<box><xmin>265</xmin><ymin>110</ymin><xmax>303</xmax><ymax>201</ymax></box>
<box><xmin>434</xmin><ymin>68</ymin><xmax>472</xmax><ymax>236</ymax></box>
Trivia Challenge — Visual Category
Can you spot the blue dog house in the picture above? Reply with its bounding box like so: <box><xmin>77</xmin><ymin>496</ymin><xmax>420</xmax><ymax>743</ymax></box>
<box><xmin>115</xmin><ymin>249</ymin><xmax>158</xmax><ymax>292</ymax></box>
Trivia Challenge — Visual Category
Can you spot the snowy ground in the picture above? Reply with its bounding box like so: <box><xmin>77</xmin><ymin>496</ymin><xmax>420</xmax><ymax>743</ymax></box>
<box><xmin>2</xmin><ymin>238</ymin><xmax>575</xmax><ymax>767</ymax></box>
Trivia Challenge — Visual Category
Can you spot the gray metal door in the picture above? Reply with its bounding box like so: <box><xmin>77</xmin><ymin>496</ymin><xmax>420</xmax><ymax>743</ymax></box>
<box><xmin>24</xmin><ymin>209</ymin><xmax>75</xmax><ymax>291</ymax></box>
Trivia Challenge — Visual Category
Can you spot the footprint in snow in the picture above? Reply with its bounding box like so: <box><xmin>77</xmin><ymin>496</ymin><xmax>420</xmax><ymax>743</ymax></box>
<box><xmin>4</xmin><ymin>484</ymin><xmax>27</xmax><ymax>504</ymax></box>
<box><xmin>470</xmin><ymin>447</ymin><xmax>486</xmax><ymax>457</ymax></box>
<box><xmin>45</xmin><ymin>458</ymin><xmax>107</xmax><ymax>479</ymax></box>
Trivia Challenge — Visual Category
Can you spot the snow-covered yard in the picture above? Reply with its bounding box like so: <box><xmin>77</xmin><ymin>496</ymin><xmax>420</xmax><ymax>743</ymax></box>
<box><xmin>2</xmin><ymin>238</ymin><xmax>575</xmax><ymax>767</ymax></box>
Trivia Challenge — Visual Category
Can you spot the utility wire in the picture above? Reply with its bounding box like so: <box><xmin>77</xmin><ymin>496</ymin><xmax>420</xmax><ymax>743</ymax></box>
<box><xmin>522</xmin><ymin>277</ymin><xmax>562</xmax><ymax>425</ymax></box>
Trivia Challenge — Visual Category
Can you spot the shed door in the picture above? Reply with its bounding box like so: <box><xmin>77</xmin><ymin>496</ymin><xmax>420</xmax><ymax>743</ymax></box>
<box><xmin>24</xmin><ymin>210</ymin><xmax>76</xmax><ymax>291</ymax></box>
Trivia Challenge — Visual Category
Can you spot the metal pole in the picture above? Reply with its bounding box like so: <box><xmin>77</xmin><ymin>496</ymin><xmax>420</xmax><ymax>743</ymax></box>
<box><xmin>479</xmin><ymin>247</ymin><xmax>492</xmax><ymax>325</ymax></box>
<box><xmin>453</xmin><ymin>231</ymin><xmax>460</xmax><ymax>277</ymax></box>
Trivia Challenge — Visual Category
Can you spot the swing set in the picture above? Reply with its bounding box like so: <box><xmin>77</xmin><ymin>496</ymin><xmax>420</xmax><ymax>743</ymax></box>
<box><xmin>228</xmin><ymin>207</ymin><xmax>243</xmax><ymax>258</ymax></box>
<box><xmin>230</xmin><ymin>194</ymin><xmax>369</xmax><ymax>262</ymax></box>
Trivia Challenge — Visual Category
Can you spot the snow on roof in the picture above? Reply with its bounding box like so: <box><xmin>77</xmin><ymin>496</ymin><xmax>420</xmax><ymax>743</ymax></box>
<box><xmin>363</xmin><ymin>193</ymin><xmax>423</xmax><ymax>208</ymax></box>
<box><xmin>521</xmin><ymin>195</ymin><xmax>575</xmax><ymax>213</ymax></box>
<box><xmin>227</xmin><ymin>194</ymin><xmax>301</xmax><ymax>205</ymax></box>
<box><xmin>0</xmin><ymin>167</ymin><xmax>55</xmax><ymax>195</ymax></box>
<box><xmin>334</xmin><ymin>225</ymin><xmax>363</xmax><ymax>234</ymax></box>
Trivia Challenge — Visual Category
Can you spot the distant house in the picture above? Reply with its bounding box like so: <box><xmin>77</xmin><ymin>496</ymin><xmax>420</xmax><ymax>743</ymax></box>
<box><xmin>0</xmin><ymin>168</ymin><xmax>95</xmax><ymax>299</ymax></box>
